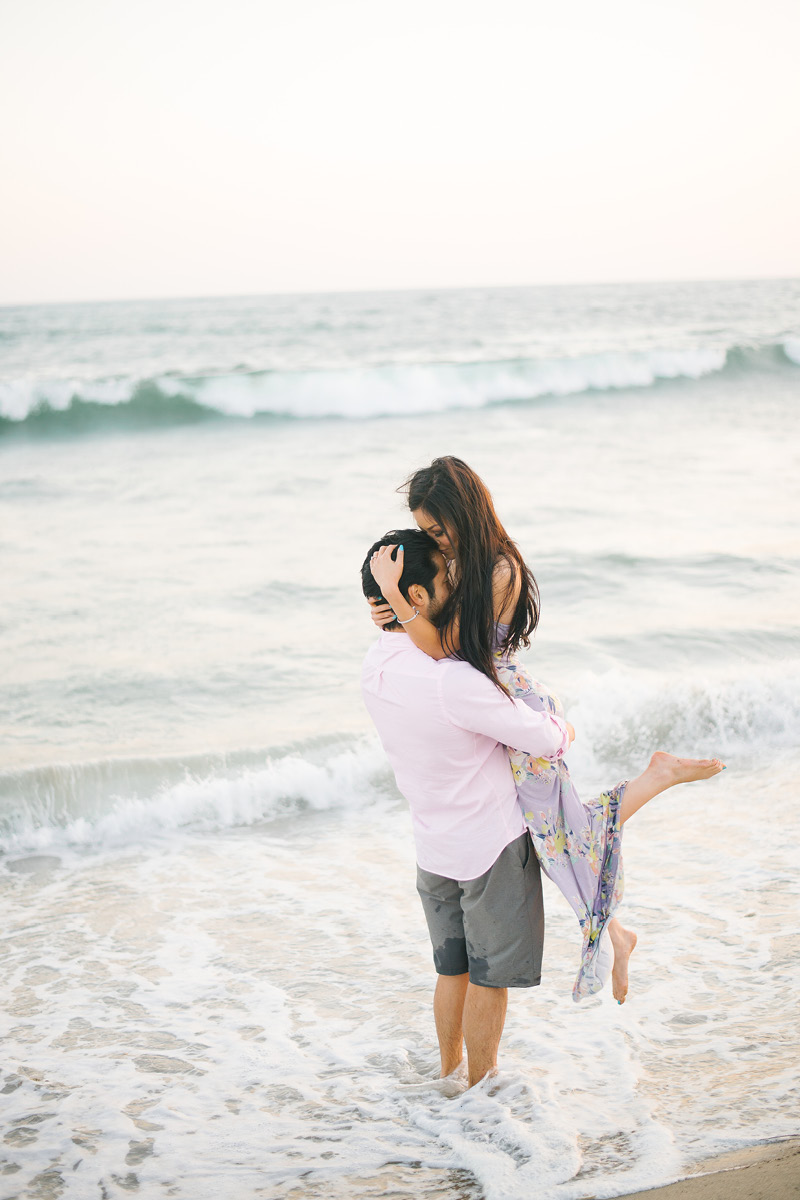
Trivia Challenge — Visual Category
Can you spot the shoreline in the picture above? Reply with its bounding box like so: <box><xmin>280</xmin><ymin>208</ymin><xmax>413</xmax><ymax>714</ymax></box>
<box><xmin>620</xmin><ymin>1138</ymin><xmax>800</xmax><ymax>1200</ymax></box>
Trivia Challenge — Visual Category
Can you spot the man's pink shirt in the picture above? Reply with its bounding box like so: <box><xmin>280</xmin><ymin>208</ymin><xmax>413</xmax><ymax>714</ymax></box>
<box><xmin>361</xmin><ymin>632</ymin><xmax>569</xmax><ymax>880</ymax></box>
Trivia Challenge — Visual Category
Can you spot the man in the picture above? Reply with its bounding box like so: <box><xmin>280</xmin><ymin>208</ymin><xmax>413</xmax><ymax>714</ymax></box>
<box><xmin>360</xmin><ymin>529</ymin><xmax>571</xmax><ymax>1088</ymax></box>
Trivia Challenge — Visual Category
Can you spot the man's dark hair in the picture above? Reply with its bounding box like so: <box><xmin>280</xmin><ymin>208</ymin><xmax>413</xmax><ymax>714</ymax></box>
<box><xmin>361</xmin><ymin>529</ymin><xmax>440</xmax><ymax>631</ymax></box>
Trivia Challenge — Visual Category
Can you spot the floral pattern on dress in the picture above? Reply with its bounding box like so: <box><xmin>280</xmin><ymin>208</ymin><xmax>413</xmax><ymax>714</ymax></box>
<box><xmin>494</xmin><ymin>638</ymin><xmax>626</xmax><ymax>1002</ymax></box>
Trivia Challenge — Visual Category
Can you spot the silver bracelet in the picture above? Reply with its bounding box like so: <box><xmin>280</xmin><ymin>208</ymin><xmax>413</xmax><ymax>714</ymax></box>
<box><xmin>397</xmin><ymin>607</ymin><xmax>420</xmax><ymax>625</ymax></box>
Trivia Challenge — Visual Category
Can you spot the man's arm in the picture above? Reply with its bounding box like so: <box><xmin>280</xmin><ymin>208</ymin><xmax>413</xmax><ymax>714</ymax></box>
<box><xmin>439</xmin><ymin>664</ymin><xmax>570</xmax><ymax>759</ymax></box>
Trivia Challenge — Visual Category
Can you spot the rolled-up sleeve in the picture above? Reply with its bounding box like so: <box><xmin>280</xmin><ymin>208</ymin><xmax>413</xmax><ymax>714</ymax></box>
<box><xmin>438</xmin><ymin>665</ymin><xmax>568</xmax><ymax>759</ymax></box>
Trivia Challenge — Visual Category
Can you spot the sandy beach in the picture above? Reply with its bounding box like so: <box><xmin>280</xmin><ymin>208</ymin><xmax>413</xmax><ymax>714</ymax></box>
<box><xmin>623</xmin><ymin>1139</ymin><xmax>800</xmax><ymax>1200</ymax></box>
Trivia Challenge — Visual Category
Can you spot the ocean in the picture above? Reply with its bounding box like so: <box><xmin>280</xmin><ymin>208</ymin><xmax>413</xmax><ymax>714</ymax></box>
<box><xmin>1</xmin><ymin>280</ymin><xmax>799</xmax><ymax>1200</ymax></box>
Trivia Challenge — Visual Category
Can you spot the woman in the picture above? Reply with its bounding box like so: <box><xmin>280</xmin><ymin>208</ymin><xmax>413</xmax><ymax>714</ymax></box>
<box><xmin>369</xmin><ymin>456</ymin><xmax>723</xmax><ymax>1003</ymax></box>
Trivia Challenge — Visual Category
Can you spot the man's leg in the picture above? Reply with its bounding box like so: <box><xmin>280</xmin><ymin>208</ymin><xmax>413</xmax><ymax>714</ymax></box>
<box><xmin>417</xmin><ymin>866</ymin><xmax>472</xmax><ymax>1076</ymax></box>
<box><xmin>433</xmin><ymin>972</ymin><xmax>469</xmax><ymax>1076</ymax></box>
<box><xmin>459</xmin><ymin>833</ymin><xmax>543</xmax><ymax>1087</ymax></box>
<box><xmin>463</xmin><ymin>983</ymin><xmax>508</xmax><ymax>1088</ymax></box>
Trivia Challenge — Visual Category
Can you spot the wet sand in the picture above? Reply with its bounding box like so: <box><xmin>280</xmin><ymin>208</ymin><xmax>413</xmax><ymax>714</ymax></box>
<box><xmin>622</xmin><ymin>1139</ymin><xmax>800</xmax><ymax>1200</ymax></box>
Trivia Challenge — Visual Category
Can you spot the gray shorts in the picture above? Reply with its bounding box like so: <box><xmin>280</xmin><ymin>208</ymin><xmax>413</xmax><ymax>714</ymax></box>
<box><xmin>416</xmin><ymin>832</ymin><xmax>544</xmax><ymax>989</ymax></box>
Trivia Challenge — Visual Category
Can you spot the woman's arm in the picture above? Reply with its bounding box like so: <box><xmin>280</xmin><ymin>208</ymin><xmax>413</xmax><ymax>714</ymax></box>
<box><xmin>367</xmin><ymin>597</ymin><xmax>396</xmax><ymax>628</ymax></box>
<box><xmin>371</xmin><ymin>549</ymin><xmax>520</xmax><ymax>658</ymax></box>
<box><xmin>370</xmin><ymin>544</ymin><xmax>456</xmax><ymax>660</ymax></box>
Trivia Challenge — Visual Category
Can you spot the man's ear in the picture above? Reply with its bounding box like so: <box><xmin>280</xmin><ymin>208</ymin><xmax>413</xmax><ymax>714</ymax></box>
<box><xmin>407</xmin><ymin>583</ymin><xmax>427</xmax><ymax>608</ymax></box>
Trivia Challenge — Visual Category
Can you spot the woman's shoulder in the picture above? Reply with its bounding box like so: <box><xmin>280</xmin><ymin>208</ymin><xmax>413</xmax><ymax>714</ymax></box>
<box><xmin>492</xmin><ymin>556</ymin><xmax>514</xmax><ymax>586</ymax></box>
<box><xmin>492</xmin><ymin>555</ymin><xmax>520</xmax><ymax>620</ymax></box>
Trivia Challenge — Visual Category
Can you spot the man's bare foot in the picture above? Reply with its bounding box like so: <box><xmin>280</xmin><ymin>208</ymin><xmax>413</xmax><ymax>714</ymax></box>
<box><xmin>608</xmin><ymin>918</ymin><xmax>637</xmax><ymax>1004</ymax></box>
<box><xmin>648</xmin><ymin>751</ymin><xmax>725</xmax><ymax>786</ymax></box>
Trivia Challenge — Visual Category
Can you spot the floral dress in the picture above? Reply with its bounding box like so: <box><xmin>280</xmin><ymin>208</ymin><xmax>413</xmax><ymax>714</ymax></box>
<box><xmin>494</xmin><ymin>625</ymin><xmax>626</xmax><ymax>1002</ymax></box>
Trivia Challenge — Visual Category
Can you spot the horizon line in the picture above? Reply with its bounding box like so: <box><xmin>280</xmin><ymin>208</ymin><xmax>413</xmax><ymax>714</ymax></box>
<box><xmin>2</xmin><ymin>272</ymin><xmax>799</xmax><ymax>310</ymax></box>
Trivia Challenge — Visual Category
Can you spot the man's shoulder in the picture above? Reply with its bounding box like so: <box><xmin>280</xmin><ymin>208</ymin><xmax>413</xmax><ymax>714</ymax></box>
<box><xmin>362</xmin><ymin>636</ymin><xmax>385</xmax><ymax>664</ymax></box>
<box><xmin>362</xmin><ymin>636</ymin><xmax>472</xmax><ymax>687</ymax></box>
<box><xmin>438</xmin><ymin>657</ymin><xmax>480</xmax><ymax>678</ymax></box>
<box><xmin>436</xmin><ymin>656</ymin><xmax>492</xmax><ymax>703</ymax></box>
<box><xmin>362</xmin><ymin>633</ymin><xmax>442</xmax><ymax>678</ymax></box>
<box><xmin>361</xmin><ymin>635</ymin><xmax>392</xmax><ymax>681</ymax></box>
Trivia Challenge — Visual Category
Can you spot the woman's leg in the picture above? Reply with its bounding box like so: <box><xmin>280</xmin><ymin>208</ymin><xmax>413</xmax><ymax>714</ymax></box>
<box><xmin>620</xmin><ymin>752</ymin><xmax>725</xmax><ymax>825</ymax></box>
<box><xmin>607</xmin><ymin>917</ymin><xmax>638</xmax><ymax>1003</ymax></box>
<box><xmin>608</xmin><ymin>752</ymin><xmax>723</xmax><ymax>1002</ymax></box>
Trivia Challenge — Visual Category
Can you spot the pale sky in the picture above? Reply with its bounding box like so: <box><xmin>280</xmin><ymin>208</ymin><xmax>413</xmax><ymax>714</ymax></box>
<box><xmin>1</xmin><ymin>0</ymin><xmax>798</xmax><ymax>304</ymax></box>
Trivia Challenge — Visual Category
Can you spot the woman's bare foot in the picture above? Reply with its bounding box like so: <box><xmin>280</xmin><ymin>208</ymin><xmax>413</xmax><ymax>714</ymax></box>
<box><xmin>608</xmin><ymin>918</ymin><xmax>637</xmax><ymax>1004</ymax></box>
<box><xmin>647</xmin><ymin>751</ymin><xmax>725</xmax><ymax>787</ymax></box>
<box><xmin>620</xmin><ymin>752</ymin><xmax>725</xmax><ymax>824</ymax></box>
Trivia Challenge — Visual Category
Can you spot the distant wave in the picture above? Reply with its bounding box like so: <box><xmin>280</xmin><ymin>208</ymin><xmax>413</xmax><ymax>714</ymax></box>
<box><xmin>1</xmin><ymin>341</ymin><xmax>798</xmax><ymax>434</ymax></box>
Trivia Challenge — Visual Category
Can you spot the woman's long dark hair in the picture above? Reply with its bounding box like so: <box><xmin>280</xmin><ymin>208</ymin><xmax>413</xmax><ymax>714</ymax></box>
<box><xmin>402</xmin><ymin>456</ymin><xmax>540</xmax><ymax>689</ymax></box>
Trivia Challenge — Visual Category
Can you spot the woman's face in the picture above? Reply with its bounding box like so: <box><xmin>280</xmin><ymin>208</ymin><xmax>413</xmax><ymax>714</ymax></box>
<box><xmin>412</xmin><ymin>508</ymin><xmax>456</xmax><ymax>560</ymax></box>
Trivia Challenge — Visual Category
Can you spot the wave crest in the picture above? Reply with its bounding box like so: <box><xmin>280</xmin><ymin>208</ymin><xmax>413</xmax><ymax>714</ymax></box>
<box><xmin>0</xmin><ymin>739</ymin><xmax>391</xmax><ymax>857</ymax></box>
<box><xmin>3</xmin><ymin>341</ymin><xmax>796</xmax><ymax>433</ymax></box>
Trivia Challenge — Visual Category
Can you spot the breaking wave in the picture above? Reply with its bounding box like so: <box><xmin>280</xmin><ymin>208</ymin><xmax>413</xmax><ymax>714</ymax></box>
<box><xmin>0</xmin><ymin>737</ymin><xmax>393</xmax><ymax>857</ymax></box>
<box><xmin>2</xmin><ymin>341</ymin><xmax>798</xmax><ymax>434</ymax></box>
<box><xmin>2</xmin><ymin>662</ymin><xmax>798</xmax><ymax>858</ymax></box>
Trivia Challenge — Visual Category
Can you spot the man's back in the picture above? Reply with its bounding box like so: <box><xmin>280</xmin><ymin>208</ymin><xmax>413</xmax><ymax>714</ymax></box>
<box><xmin>361</xmin><ymin>632</ymin><xmax>567</xmax><ymax>880</ymax></box>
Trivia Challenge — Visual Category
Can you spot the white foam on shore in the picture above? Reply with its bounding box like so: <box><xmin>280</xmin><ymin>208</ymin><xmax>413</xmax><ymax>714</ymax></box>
<box><xmin>2</xmin><ymin>764</ymin><xmax>798</xmax><ymax>1200</ymax></box>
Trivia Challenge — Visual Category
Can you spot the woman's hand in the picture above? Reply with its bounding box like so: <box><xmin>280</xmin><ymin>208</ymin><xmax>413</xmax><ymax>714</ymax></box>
<box><xmin>370</xmin><ymin>544</ymin><xmax>404</xmax><ymax>598</ymax></box>
<box><xmin>566</xmin><ymin>722</ymin><xmax>576</xmax><ymax>745</ymax></box>
<box><xmin>367</xmin><ymin>596</ymin><xmax>396</xmax><ymax>628</ymax></box>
